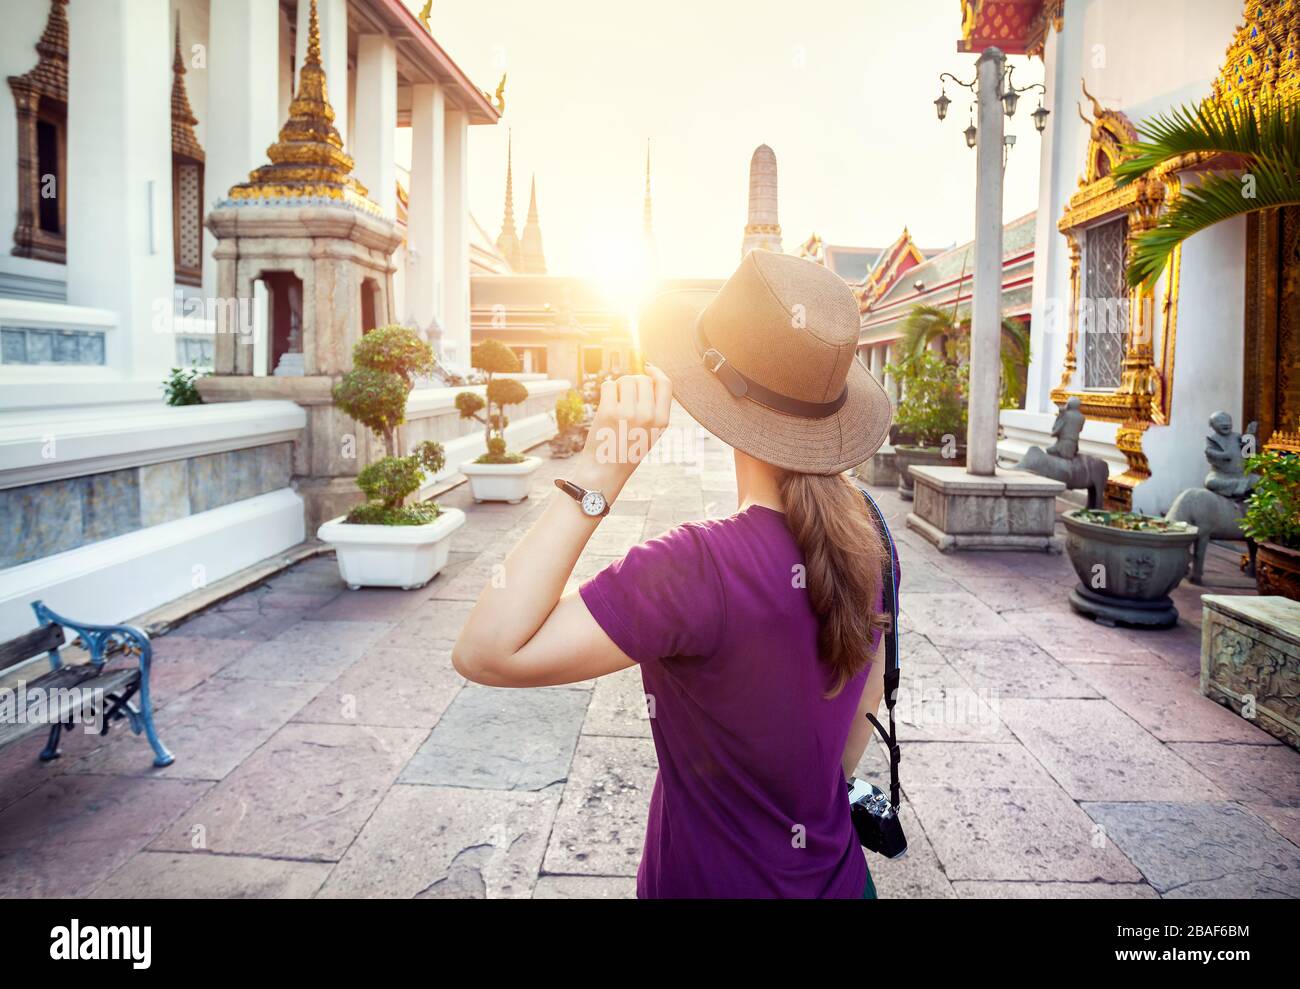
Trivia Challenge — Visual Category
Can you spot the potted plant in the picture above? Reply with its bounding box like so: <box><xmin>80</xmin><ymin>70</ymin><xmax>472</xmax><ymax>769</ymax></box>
<box><xmin>1242</xmin><ymin>450</ymin><xmax>1300</xmax><ymax>601</ymax></box>
<box><xmin>1061</xmin><ymin>509</ymin><xmax>1199</xmax><ymax>627</ymax></box>
<box><xmin>455</xmin><ymin>339</ymin><xmax>543</xmax><ymax>503</ymax></box>
<box><xmin>317</xmin><ymin>325</ymin><xmax>465</xmax><ymax>590</ymax></box>
<box><xmin>884</xmin><ymin>350</ymin><xmax>968</xmax><ymax>500</ymax></box>
<box><xmin>548</xmin><ymin>388</ymin><xmax>588</xmax><ymax>459</ymax></box>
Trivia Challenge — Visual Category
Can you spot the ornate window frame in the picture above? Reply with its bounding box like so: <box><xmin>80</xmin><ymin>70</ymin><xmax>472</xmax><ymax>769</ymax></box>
<box><xmin>8</xmin><ymin>0</ymin><xmax>69</xmax><ymax>264</ymax></box>
<box><xmin>171</xmin><ymin>18</ymin><xmax>205</xmax><ymax>287</ymax></box>
<box><xmin>1051</xmin><ymin>82</ymin><xmax>1180</xmax><ymax>508</ymax></box>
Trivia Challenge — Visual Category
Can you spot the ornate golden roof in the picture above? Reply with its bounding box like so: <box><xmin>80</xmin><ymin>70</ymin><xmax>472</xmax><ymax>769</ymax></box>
<box><xmin>171</xmin><ymin>18</ymin><xmax>203</xmax><ymax>162</ymax></box>
<box><xmin>8</xmin><ymin>0</ymin><xmax>68</xmax><ymax>103</ymax></box>
<box><xmin>1210</xmin><ymin>0</ymin><xmax>1300</xmax><ymax>112</ymax></box>
<box><xmin>226</xmin><ymin>0</ymin><xmax>377</xmax><ymax>213</ymax></box>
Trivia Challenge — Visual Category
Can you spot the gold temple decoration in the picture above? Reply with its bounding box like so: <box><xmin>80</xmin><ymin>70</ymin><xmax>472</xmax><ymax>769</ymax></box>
<box><xmin>1210</xmin><ymin>0</ymin><xmax>1300</xmax><ymax>115</ymax></box>
<box><xmin>171</xmin><ymin>16</ymin><xmax>204</xmax><ymax>286</ymax></box>
<box><xmin>1026</xmin><ymin>0</ymin><xmax>1065</xmax><ymax>59</ymax></box>
<box><xmin>1052</xmin><ymin>81</ymin><xmax>1173</xmax><ymax>510</ymax></box>
<box><xmin>226</xmin><ymin>0</ymin><xmax>376</xmax><ymax>213</ymax></box>
<box><xmin>171</xmin><ymin>19</ymin><xmax>203</xmax><ymax>163</ymax></box>
<box><xmin>1216</xmin><ymin>0</ymin><xmax>1300</xmax><ymax>454</ymax></box>
<box><xmin>8</xmin><ymin>0</ymin><xmax>68</xmax><ymax>263</ymax></box>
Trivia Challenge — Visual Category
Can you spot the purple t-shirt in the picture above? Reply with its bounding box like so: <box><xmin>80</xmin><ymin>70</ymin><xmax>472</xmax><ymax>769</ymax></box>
<box><xmin>579</xmin><ymin>504</ymin><xmax>891</xmax><ymax>899</ymax></box>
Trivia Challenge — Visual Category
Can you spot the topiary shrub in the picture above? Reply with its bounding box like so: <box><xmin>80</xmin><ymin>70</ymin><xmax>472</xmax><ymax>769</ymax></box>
<box><xmin>332</xmin><ymin>326</ymin><xmax>446</xmax><ymax>525</ymax></box>
<box><xmin>456</xmin><ymin>338</ymin><xmax>531</xmax><ymax>464</ymax></box>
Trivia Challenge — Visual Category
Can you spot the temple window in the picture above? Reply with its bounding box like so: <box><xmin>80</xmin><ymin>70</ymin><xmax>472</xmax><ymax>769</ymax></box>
<box><xmin>1051</xmin><ymin>82</ymin><xmax>1170</xmax><ymax>426</ymax></box>
<box><xmin>170</xmin><ymin>18</ymin><xmax>204</xmax><ymax>286</ymax></box>
<box><xmin>1079</xmin><ymin>215</ymin><xmax>1128</xmax><ymax>389</ymax></box>
<box><xmin>9</xmin><ymin>0</ymin><xmax>69</xmax><ymax>263</ymax></box>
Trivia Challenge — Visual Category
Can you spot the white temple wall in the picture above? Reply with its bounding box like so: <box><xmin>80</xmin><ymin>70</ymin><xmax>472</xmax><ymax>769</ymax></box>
<box><xmin>1005</xmin><ymin>0</ymin><xmax>1250</xmax><ymax>512</ymax></box>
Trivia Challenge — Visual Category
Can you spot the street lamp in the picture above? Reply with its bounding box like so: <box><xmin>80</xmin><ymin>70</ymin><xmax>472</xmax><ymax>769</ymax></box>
<box><xmin>1032</xmin><ymin>100</ymin><xmax>1050</xmax><ymax>133</ymax></box>
<box><xmin>929</xmin><ymin>49</ymin><xmax>1049</xmax><ymax>479</ymax></box>
<box><xmin>934</xmin><ymin>62</ymin><xmax>1049</xmax><ymax>150</ymax></box>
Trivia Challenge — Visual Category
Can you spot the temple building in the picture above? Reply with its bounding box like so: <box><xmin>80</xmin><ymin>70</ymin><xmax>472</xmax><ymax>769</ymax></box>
<box><xmin>960</xmin><ymin>0</ymin><xmax>1300</xmax><ymax>512</ymax></box>
<box><xmin>851</xmin><ymin>217</ymin><xmax>1034</xmax><ymax>404</ymax></box>
<box><xmin>0</xmin><ymin>0</ymin><xmax>579</xmax><ymax>639</ymax></box>
<box><xmin>469</xmin><ymin>139</ymin><xmax>669</xmax><ymax>384</ymax></box>
<box><xmin>741</xmin><ymin>144</ymin><xmax>783</xmax><ymax>257</ymax></box>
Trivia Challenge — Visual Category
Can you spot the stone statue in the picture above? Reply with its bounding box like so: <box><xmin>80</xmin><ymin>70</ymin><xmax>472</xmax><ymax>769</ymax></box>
<box><xmin>1012</xmin><ymin>397</ymin><xmax>1109</xmax><ymax>509</ymax></box>
<box><xmin>1165</xmin><ymin>412</ymin><xmax>1259</xmax><ymax>584</ymax></box>
<box><xmin>1046</xmin><ymin>396</ymin><xmax>1085</xmax><ymax>460</ymax></box>
<box><xmin>1204</xmin><ymin>411</ymin><xmax>1259</xmax><ymax>499</ymax></box>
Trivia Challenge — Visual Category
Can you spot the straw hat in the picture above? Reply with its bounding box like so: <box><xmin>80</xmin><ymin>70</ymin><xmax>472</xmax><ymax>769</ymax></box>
<box><xmin>639</xmin><ymin>249</ymin><xmax>892</xmax><ymax>475</ymax></box>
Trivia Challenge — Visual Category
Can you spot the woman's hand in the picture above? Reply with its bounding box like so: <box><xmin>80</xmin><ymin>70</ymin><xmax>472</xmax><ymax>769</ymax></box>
<box><xmin>451</xmin><ymin>363</ymin><xmax>673</xmax><ymax>689</ymax></box>
<box><xmin>572</xmin><ymin>364</ymin><xmax>673</xmax><ymax>498</ymax></box>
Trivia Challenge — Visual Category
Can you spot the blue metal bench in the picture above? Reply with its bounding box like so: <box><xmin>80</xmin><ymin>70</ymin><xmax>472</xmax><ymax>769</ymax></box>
<box><xmin>0</xmin><ymin>601</ymin><xmax>173</xmax><ymax>767</ymax></box>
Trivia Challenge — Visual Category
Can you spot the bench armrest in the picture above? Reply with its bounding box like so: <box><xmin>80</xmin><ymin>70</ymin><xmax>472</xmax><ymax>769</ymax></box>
<box><xmin>30</xmin><ymin>600</ymin><xmax>152</xmax><ymax>675</ymax></box>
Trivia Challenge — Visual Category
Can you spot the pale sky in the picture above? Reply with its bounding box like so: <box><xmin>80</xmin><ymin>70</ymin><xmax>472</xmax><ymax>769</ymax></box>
<box><xmin>408</xmin><ymin>0</ymin><xmax>1046</xmax><ymax>281</ymax></box>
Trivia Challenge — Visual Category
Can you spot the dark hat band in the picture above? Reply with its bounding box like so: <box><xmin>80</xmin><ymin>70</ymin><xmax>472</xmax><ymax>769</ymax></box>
<box><xmin>695</xmin><ymin>319</ymin><xmax>848</xmax><ymax>420</ymax></box>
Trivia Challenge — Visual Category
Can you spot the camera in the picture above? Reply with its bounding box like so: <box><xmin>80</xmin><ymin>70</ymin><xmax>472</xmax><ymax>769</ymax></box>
<box><xmin>847</xmin><ymin>777</ymin><xmax>908</xmax><ymax>859</ymax></box>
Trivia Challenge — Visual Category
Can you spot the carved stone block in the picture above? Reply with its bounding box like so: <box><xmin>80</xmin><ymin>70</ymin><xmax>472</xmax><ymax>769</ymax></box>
<box><xmin>1201</xmin><ymin>595</ymin><xmax>1300</xmax><ymax>750</ymax></box>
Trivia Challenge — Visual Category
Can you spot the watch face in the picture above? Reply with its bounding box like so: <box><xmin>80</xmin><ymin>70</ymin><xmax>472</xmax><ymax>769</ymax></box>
<box><xmin>580</xmin><ymin>490</ymin><xmax>607</xmax><ymax>517</ymax></box>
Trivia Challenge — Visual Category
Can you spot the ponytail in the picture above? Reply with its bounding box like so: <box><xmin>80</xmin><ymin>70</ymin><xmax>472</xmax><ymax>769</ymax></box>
<box><xmin>778</xmin><ymin>472</ymin><xmax>890</xmax><ymax>696</ymax></box>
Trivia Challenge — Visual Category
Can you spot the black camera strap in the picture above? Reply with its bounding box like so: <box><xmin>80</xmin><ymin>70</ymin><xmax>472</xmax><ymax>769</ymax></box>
<box><xmin>856</xmin><ymin>484</ymin><xmax>902</xmax><ymax>810</ymax></box>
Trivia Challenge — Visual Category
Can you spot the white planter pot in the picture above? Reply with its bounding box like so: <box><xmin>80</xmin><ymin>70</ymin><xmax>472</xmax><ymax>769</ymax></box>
<box><xmin>460</xmin><ymin>455</ymin><xmax>543</xmax><ymax>504</ymax></box>
<box><xmin>317</xmin><ymin>508</ymin><xmax>466</xmax><ymax>590</ymax></box>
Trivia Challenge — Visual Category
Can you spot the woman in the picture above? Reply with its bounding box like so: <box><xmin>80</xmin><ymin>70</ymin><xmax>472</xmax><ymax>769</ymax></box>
<box><xmin>453</xmin><ymin>249</ymin><xmax>897</xmax><ymax>899</ymax></box>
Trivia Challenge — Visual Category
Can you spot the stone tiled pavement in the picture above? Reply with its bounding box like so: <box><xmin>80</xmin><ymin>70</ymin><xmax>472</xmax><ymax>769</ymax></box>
<box><xmin>2</xmin><ymin>410</ymin><xmax>1298</xmax><ymax>898</ymax></box>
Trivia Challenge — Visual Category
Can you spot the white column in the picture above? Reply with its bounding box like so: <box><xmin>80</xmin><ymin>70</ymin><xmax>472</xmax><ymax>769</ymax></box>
<box><xmin>967</xmin><ymin>47</ymin><xmax>1006</xmax><ymax>476</ymax></box>
<box><xmin>296</xmin><ymin>0</ymin><xmax>348</xmax><ymax>151</ymax></box>
<box><xmin>408</xmin><ymin>83</ymin><xmax>445</xmax><ymax>354</ymax></box>
<box><xmin>353</xmin><ymin>34</ymin><xmax>396</xmax><ymax>217</ymax></box>
<box><xmin>206</xmin><ymin>0</ymin><xmax>281</xmax><ymax>299</ymax></box>
<box><xmin>442</xmin><ymin>109</ymin><xmax>471</xmax><ymax>367</ymax></box>
<box><xmin>66</xmin><ymin>0</ymin><xmax>174</xmax><ymax>380</ymax></box>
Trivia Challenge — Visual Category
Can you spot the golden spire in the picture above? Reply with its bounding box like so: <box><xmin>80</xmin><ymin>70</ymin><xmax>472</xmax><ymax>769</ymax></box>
<box><xmin>495</xmin><ymin>131</ymin><xmax>521</xmax><ymax>269</ymax></box>
<box><xmin>1210</xmin><ymin>0</ymin><xmax>1300</xmax><ymax>115</ymax></box>
<box><xmin>171</xmin><ymin>17</ymin><xmax>203</xmax><ymax>162</ymax></box>
<box><xmin>226</xmin><ymin>0</ymin><xmax>376</xmax><ymax>212</ymax></box>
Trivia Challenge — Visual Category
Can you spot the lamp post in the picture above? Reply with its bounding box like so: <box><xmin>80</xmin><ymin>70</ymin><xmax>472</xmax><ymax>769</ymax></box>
<box><xmin>933</xmin><ymin>50</ymin><xmax>1047</xmax><ymax>476</ymax></box>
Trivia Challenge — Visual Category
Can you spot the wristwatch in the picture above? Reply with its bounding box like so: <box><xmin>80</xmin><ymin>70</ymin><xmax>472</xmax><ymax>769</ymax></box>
<box><xmin>554</xmin><ymin>478</ymin><xmax>610</xmax><ymax>517</ymax></box>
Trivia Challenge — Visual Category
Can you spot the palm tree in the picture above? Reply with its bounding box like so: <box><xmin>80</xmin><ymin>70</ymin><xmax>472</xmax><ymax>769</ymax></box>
<box><xmin>1114</xmin><ymin>97</ymin><xmax>1300</xmax><ymax>288</ymax></box>
<box><xmin>898</xmin><ymin>304</ymin><xmax>1031</xmax><ymax>409</ymax></box>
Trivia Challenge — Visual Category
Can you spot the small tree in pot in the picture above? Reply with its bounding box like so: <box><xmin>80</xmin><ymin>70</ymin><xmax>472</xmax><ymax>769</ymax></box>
<box><xmin>1243</xmin><ymin>451</ymin><xmax>1300</xmax><ymax>601</ymax></box>
<box><xmin>884</xmin><ymin>349</ymin><xmax>968</xmax><ymax>499</ymax></box>
<box><xmin>318</xmin><ymin>325</ymin><xmax>466</xmax><ymax>588</ymax></box>
<box><xmin>455</xmin><ymin>338</ymin><xmax>544</xmax><ymax>502</ymax></box>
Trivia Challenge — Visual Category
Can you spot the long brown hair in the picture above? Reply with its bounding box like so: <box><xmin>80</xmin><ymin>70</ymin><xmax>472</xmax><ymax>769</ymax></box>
<box><xmin>778</xmin><ymin>472</ymin><xmax>890</xmax><ymax>696</ymax></box>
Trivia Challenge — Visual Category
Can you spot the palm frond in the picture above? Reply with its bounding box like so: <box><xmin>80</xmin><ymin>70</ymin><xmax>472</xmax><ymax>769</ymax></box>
<box><xmin>1127</xmin><ymin>160</ymin><xmax>1300</xmax><ymax>287</ymax></box>
<box><xmin>899</xmin><ymin>305</ymin><xmax>957</xmax><ymax>359</ymax></box>
<box><xmin>1113</xmin><ymin>98</ymin><xmax>1300</xmax><ymax>186</ymax></box>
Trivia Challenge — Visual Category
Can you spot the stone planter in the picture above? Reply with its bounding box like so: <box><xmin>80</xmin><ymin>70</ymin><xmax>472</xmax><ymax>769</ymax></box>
<box><xmin>1201</xmin><ymin>595</ymin><xmax>1300</xmax><ymax>749</ymax></box>
<box><xmin>460</xmin><ymin>455</ymin><xmax>544</xmax><ymax>504</ymax></box>
<box><xmin>1255</xmin><ymin>541</ymin><xmax>1300</xmax><ymax>602</ymax></box>
<box><xmin>1061</xmin><ymin>509</ymin><xmax>1198</xmax><ymax>628</ymax></box>
<box><xmin>893</xmin><ymin>444</ymin><xmax>966</xmax><ymax>500</ymax></box>
<box><xmin>855</xmin><ymin>443</ymin><xmax>898</xmax><ymax>487</ymax></box>
<box><xmin>318</xmin><ymin>508</ymin><xmax>466</xmax><ymax>590</ymax></box>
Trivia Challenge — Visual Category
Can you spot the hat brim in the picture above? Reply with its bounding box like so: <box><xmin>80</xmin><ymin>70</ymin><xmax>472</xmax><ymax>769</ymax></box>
<box><xmin>639</xmin><ymin>288</ymin><xmax>893</xmax><ymax>475</ymax></box>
